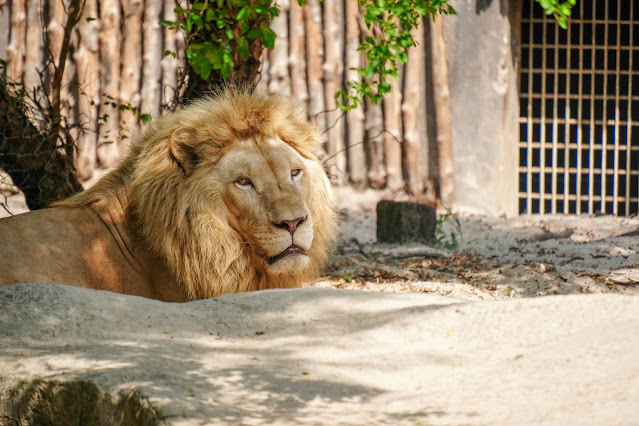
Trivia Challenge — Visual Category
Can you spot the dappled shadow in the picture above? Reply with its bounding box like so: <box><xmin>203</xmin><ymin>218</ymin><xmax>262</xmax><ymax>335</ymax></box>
<box><xmin>0</xmin><ymin>284</ymin><xmax>477</xmax><ymax>425</ymax></box>
<box><xmin>327</xmin><ymin>210</ymin><xmax>639</xmax><ymax>298</ymax></box>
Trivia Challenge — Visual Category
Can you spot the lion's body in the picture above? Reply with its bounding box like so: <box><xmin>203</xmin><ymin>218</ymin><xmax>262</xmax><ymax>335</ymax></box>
<box><xmin>0</xmin><ymin>90</ymin><xmax>338</xmax><ymax>301</ymax></box>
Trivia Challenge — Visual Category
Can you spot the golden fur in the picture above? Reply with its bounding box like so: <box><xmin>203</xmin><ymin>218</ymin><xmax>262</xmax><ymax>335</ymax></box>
<box><xmin>3</xmin><ymin>90</ymin><xmax>338</xmax><ymax>301</ymax></box>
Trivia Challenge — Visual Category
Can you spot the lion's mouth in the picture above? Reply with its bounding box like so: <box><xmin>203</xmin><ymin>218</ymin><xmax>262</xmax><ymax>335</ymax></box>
<box><xmin>266</xmin><ymin>245</ymin><xmax>307</xmax><ymax>265</ymax></box>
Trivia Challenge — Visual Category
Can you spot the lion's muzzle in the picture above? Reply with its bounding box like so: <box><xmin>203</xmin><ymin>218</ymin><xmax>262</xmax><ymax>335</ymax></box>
<box><xmin>266</xmin><ymin>245</ymin><xmax>307</xmax><ymax>265</ymax></box>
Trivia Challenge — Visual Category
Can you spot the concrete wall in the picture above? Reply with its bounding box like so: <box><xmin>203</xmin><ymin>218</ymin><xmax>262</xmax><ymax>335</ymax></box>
<box><xmin>445</xmin><ymin>0</ymin><xmax>520</xmax><ymax>217</ymax></box>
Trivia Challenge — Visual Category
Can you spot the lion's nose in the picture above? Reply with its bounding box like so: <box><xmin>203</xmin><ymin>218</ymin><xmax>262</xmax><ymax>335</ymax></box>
<box><xmin>274</xmin><ymin>216</ymin><xmax>307</xmax><ymax>235</ymax></box>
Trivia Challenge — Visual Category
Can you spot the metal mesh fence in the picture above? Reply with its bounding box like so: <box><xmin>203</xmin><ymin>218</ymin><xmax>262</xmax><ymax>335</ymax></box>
<box><xmin>519</xmin><ymin>0</ymin><xmax>639</xmax><ymax>216</ymax></box>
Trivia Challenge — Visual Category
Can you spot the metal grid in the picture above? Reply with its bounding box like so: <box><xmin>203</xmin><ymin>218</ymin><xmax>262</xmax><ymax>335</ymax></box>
<box><xmin>519</xmin><ymin>0</ymin><xmax>639</xmax><ymax>216</ymax></box>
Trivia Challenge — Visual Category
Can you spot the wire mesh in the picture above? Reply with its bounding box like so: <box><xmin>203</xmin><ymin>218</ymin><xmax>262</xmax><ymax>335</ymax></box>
<box><xmin>519</xmin><ymin>0</ymin><xmax>639</xmax><ymax>216</ymax></box>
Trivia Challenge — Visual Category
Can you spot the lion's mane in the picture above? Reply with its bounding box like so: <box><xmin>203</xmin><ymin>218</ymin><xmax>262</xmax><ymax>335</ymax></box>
<box><xmin>56</xmin><ymin>90</ymin><xmax>339</xmax><ymax>300</ymax></box>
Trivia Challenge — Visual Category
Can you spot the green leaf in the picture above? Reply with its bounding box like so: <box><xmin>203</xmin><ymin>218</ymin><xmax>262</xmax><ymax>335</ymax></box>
<box><xmin>237</xmin><ymin>38</ymin><xmax>249</xmax><ymax>60</ymax></box>
<box><xmin>200</xmin><ymin>59</ymin><xmax>212</xmax><ymax>80</ymax></box>
<box><xmin>159</xmin><ymin>20</ymin><xmax>173</xmax><ymax>27</ymax></box>
<box><xmin>247</xmin><ymin>28</ymin><xmax>261</xmax><ymax>39</ymax></box>
<box><xmin>262</xmin><ymin>28</ymin><xmax>276</xmax><ymax>49</ymax></box>
<box><xmin>139</xmin><ymin>113</ymin><xmax>152</xmax><ymax>124</ymax></box>
<box><xmin>236</xmin><ymin>6</ymin><xmax>247</xmax><ymax>21</ymax></box>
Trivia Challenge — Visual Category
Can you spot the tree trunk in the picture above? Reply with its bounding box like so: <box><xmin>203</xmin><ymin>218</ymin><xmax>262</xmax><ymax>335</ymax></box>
<box><xmin>120</xmin><ymin>0</ymin><xmax>143</xmax><ymax>148</ymax></box>
<box><xmin>6</xmin><ymin>0</ymin><xmax>26</xmax><ymax>81</ymax></box>
<box><xmin>322</xmin><ymin>0</ymin><xmax>345</xmax><ymax>184</ymax></box>
<box><xmin>344</xmin><ymin>0</ymin><xmax>365</xmax><ymax>188</ymax></box>
<box><xmin>402</xmin><ymin>22</ymin><xmax>425</xmax><ymax>196</ymax></box>
<box><xmin>98</xmin><ymin>0</ymin><xmax>121</xmax><ymax>168</ymax></box>
<box><xmin>429</xmin><ymin>16</ymin><xmax>454</xmax><ymax>206</ymax></box>
<box><xmin>288</xmin><ymin>0</ymin><xmax>308</xmax><ymax>103</ymax></box>
<box><xmin>73</xmin><ymin>0</ymin><xmax>99</xmax><ymax>181</ymax></box>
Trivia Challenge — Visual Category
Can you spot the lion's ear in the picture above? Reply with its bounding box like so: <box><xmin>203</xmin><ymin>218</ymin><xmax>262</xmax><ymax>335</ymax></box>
<box><xmin>169</xmin><ymin>127</ymin><xmax>201</xmax><ymax>176</ymax></box>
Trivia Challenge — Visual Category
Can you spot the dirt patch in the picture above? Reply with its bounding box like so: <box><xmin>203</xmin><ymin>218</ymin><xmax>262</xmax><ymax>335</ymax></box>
<box><xmin>311</xmin><ymin>188</ymin><xmax>639</xmax><ymax>300</ymax></box>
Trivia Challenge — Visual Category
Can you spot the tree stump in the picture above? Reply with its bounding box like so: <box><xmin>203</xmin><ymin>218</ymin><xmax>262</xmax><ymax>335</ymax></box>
<box><xmin>376</xmin><ymin>200</ymin><xmax>436</xmax><ymax>244</ymax></box>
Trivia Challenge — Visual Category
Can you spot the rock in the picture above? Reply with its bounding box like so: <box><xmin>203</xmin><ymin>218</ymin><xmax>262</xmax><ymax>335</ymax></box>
<box><xmin>1</xmin><ymin>284</ymin><xmax>639</xmax><ymax>425</ymax></box>
<box><xmin>376</xmin><ymin>200</ymin><xmax>436</xmax><ymax>244</ymax></box>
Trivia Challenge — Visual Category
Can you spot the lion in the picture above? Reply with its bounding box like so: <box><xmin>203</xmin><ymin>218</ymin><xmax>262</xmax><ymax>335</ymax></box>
<box><xmin>0</xmin><ymin>89</ymin><xmax>339</xmax><ymax>302</ymax></box>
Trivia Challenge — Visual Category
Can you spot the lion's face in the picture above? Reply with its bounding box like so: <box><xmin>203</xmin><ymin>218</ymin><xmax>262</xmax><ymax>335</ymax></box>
<box><xmin>216</xmin><ymin>136</ymin><xmax>315</xmax><ymax>275</ymax></box>
<box><xmin>126</xmin><ymin>90</ymin><xmax>338</xmax><ymax>299</ymax></box>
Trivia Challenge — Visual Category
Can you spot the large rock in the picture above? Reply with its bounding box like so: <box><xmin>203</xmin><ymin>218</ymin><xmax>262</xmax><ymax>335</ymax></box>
<box><xmin>1</xmin><ymin>284</ymin><xmax>639</xmax><ymax>425</ymax></box>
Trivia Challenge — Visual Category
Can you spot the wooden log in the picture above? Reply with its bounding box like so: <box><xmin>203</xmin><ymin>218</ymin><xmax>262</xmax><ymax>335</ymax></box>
<box><xmin>268</xmin><ymin>0</ymin><xmax>290</xmax><ymax>95</ymax></box>
<box><xmin>376</xmin><ymin>200</ymin><xmax>436</xmax><ymax>244</ymax></box>
<box><xmin>97</xmin><ymin>0</ymin><xmax>121</xmax><ymax>168</ymax></box>
<box><xmin>303</xmin><ymin>1</ymin><xmax>325</xmax><ymax>131</ymax></box>
<box><xmin>255</xmin><ymin>48</ymin><xmax>269</xmax><ymax>93</ymax></box>
<box><xmin>322</xmin><ymin>0</ymin><xmax>345</xmax><ymax>184</ymax></box>
<box><xmin>6</xmin><ymin>0</ymin><xmax>26</xmax><ymax>81</ymax></box>
<box><xmin>23</xmin><ymin>0</ymin><xmax>45</xmax><ymax>121</ymax></box>
<box><xmin>46</xmin><ymin>0</ymin><xmax>73</xmax><ymax>130</ymax></box>
<box><xmin>365</xmin><ymin>96</ymin><xmax>385</xmax><ymax>188</ymax></box>
<box><xmin>288</xmin><ymin>0</ymin><xmax>307</xmax><ymax>103</ymax></box>
<box><xmin>120</xmin><ymin>0</ymin><xmax>143</xmax><ymax>149</ymax></box>
<box><xmin>402</xmin><ymin>22</ymin><xmax>426</xmax><ymax>196</ymax></box>
<box><xmin>383</xmin><ymin>71</ymin><xmax>403</xmax><ymax>192</ymax></box>
<box><xmin>73</xmin><ymin>0</ymin><xmax>99</xmax><ymax>181</ymax></box>
<box><xmin>161</xmin><ymin>0</ymin><xmax>178</xmax><ymax>113</ymax></box>
<box><xmin>429</xmin><ymin>16</ymin><xmax>455</xmax><ymax>207</ymax></box>
<box><xmin>141</xmin><ymin>0</ymin><xmax>162</xmax><ymax>119</ymax></box>
<box><xmin>344</xmin><ymin>0</ymin><xmax>365</xmax><ymax>188</ymax></box>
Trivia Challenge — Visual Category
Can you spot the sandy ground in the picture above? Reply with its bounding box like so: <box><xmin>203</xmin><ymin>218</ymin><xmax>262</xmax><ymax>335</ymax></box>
<box><xmin>1</xmin><ymin>284</ymin><xmax>638</xmax><ymax>425</ymax></box>
<box><xmin>312</xmin><ymin>188</ymin><xmax>639</xmax><ymax>300</ymax></box>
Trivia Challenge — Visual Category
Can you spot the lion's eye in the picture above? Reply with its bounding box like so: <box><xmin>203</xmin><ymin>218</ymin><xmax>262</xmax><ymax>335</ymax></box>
<box><xmin>291</xmin><ymin>168</ymin><xmax>303</xmax><ymax>181</ymax></box>
<box><xmin>235</xmin><ymin>176</ymin><xmax>253</xmax><ymax>189</ymax></box>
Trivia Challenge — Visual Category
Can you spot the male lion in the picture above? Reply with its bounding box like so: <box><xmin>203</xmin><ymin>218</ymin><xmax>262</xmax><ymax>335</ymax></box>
<box><xmin>0</xmin><ymin>90</ymin><xmax>339</xmax><ymax>301</ymax></box>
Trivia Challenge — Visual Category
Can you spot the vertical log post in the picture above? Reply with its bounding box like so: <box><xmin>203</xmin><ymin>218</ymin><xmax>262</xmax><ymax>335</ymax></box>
<box><xmin>303</xmin><ymin>2</ymin><xmax>326</xmax><ymax>133</ymax></box>
<box><xmin>383</xmin><ymin>67</ymin><xmax>403</xmax><ymax>192</ymax></box>
<box><xmin>289</xmin><ymin>0</ymin><xmax>308</xmax><ymax>103</ymax></box>
<box><xmin>402</xmin><ymin>22</ymin><xmax>426</xmax><ymax>196</ymax></box>
<box><xmin>361</xmin><ymin>22</ymin><xmax>385</xmax><ymax>188</ymax></box>
<box><xmin>268</xmin><ymin>0</ymin><xmax>290</xmax><ymax>95</ymax></box>
<box><xmin>98</xmin><ymin>0</ymin><xmax>121</xmax><ymax>168</ymax></box>
<box><xmin>73</xmin><ymin>0</ymin><xmax>99</xmax><ymax>181</ymax></box>
<box><xmin>141</xmin><ymin>0</ymin><xmax>162</xmax><ymax>119</ymax></box>
<box><xmin>46</xmin><ymin>0</ymin><xmax>75</xmax><ymax>138</ymax></box>
<box><xmin>6</xmin><ymin>0</ymin><xmax>26</xmax><ymax>82</ymax></box>
<box><xmin>161</xmin><ymin>0</ymin><xmax>178</xmax><ymax>113</ymax></box>
<box><xmin>322</xmin><ymin>0</ymin><xmax>345</xmax><ymax>184</ymax></box>
<box><xmin>23</xmin><ymin>0</ymin><xmax>45</xmax><ymax>122</ymax></box>
<box><xmin>365</xmin><ymin>96</ymin><xmax>385</xmax><ymax>188</ymax></box>
<box><xmin>429</xmin><ymin>15</ymin><xmax>454</xmax><ymax>207</ymax></box>
<box><xmin>120</xmin><ymin>0</ymin><xmax>143</xmax><ymax>148</ymax></box>
<box><xmin>344</xmin><ymin>0</ymin><xmax>366</xmax><ymax>188</ymax></box>
<box><xmin>255</xmin><ymin>49</ymin><xmax>270</xmax><ymax>93</ymax></box>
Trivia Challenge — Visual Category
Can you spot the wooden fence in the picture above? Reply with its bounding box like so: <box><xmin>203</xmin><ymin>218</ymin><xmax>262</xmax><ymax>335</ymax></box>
<box><xmin>1</xmin><ymin>0</ymin><xmax>448</xmax><ymax>202</ymax></box>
